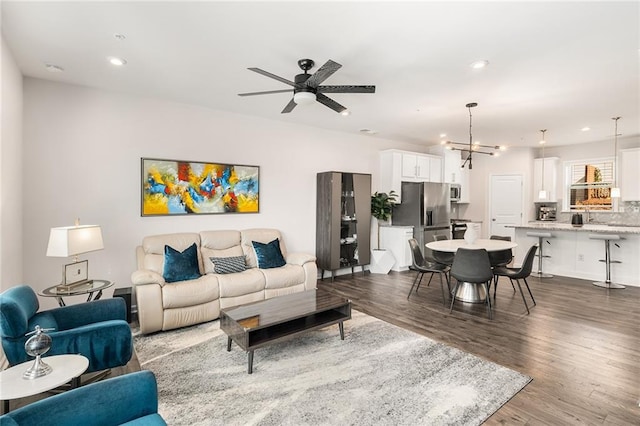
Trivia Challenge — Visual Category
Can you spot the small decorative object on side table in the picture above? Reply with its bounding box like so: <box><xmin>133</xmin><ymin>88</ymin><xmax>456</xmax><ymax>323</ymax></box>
<box><xmin>23</xmin><ymin>326</ymin><xmax>54</xmax><ymax>379</ymax></box>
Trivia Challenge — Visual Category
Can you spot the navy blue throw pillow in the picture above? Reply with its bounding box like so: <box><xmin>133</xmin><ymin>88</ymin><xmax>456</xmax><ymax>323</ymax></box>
<box><xmin>252</xmin><ymin>238</ymin><xmax>286</xmax><ymax>269</ymax></box>
<box><xmin>163</xmin><ymin>243</ymin><xmax>201</xmax><ymax>283</ymax></box>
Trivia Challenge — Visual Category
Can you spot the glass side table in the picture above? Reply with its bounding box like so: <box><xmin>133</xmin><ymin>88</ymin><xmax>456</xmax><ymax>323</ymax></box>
<box><xmin>39</xmin><ymin>280</ymin><xmax>114</xmax><ymax>307</ymax></box>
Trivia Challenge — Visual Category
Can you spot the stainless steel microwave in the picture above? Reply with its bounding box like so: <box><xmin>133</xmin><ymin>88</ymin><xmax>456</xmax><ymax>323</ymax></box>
<box><xmin>450</xmin><ymin>184</ymin><xmax>461</xmax><ymax>202</ymax></box>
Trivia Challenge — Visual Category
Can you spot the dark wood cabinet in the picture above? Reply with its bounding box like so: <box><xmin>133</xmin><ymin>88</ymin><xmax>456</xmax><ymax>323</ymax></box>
<box><xmin>316</xmin><ymin>172</ymin><xmax>371</xmax><ymax>280</ymax></box>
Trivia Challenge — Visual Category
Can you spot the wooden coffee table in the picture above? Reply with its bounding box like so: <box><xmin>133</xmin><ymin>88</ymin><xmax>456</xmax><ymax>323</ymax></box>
<box><xmin>220</xmin><ymin>289</ymin><xmax>351</xmax><ymax>374</ymax></box>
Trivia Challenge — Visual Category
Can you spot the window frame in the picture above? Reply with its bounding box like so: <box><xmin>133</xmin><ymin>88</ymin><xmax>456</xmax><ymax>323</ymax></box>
<box><xmin>562</xmin><ymin>156</ymin><xmax>615</xmax><ymax>212</ymax></box>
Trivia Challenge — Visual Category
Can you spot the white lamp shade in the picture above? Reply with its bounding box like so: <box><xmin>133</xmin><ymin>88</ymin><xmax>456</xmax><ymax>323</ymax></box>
<box><xmin>46</xmin><ymin>225</ymin><xmax>104</xmax><ymax>257</ymax></box>
<box><xmin>538</xmin><ymin>190</ymin><xmax>548</xmax><ymax>200</ymax></box>
<box><xmin>293</xmin><ymin>91</ymin><xmax>316</xmax><ymax>105</ymax></box>
<box><xmin>611</xmin><ymin>187</ymin><xmax>621</xmax><ymax>198</ymax></box>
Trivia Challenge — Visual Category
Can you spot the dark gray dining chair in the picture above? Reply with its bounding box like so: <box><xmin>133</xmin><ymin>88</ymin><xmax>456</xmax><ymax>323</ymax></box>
<box><xmin>449</xmin><ymin>248</ymin><xmax>494</xmax><ymax>319</ymax></box>
<box><xmin>433</xmin><ymin>234</ymin><xmax>449</xmax><ymax>241</ymax></box>
<box><xmin>492</xmin><ymin>245</ymin><xmax>538</xmax><ymax>314</ymax></box>
<box><xmin>407</xmin><ymin>239</ymin><xmax>450</xmax><ymax>306</ymax></box>
<box><xmin>489</xmin><ymin>235</ymin><xmax>515</xmax><ymax>295</ymax></box>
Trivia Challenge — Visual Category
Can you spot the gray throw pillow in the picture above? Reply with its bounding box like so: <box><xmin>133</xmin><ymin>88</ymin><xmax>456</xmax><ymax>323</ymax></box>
<box><xmin>209</xmin><ymin>256</ymin><xmax>246</xmax><ymax>274</ymax></box>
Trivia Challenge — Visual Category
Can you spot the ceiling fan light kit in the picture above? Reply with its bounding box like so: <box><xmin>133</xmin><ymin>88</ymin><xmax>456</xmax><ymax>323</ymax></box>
<box><xmin>238</xmin><ymin>58</ymin><xmax>375</xmax><ymax>114</ymax></box>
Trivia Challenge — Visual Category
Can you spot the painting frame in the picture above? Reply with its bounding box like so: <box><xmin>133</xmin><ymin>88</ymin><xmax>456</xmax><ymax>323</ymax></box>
<box><xmin>64</xmin><ymin>260</ymin><xmax>89</xmax><ymax>285</ymax></box>
<box><xmin>141</xmin><ymin>157</ymin><xmax>260</xmax><ymax>216</ymax></box>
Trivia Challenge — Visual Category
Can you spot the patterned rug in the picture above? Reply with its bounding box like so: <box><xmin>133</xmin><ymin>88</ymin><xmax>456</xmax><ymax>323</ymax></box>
<box><xmin>135</xmin><ymin>311</ymin><xmax>530</xmax><ymax>425</ymax></box>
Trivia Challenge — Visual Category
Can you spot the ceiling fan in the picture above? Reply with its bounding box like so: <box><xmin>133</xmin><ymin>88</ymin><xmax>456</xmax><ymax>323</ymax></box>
<box><xmin>238</xmin><ymin>58</ymin><xmax>375</xmax><ymax>114</ymax></box>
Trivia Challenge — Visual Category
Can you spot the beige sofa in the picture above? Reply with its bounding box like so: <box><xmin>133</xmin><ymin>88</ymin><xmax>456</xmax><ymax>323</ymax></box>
<box><xmin>131</xmin><ymin>228</ymin><xmax>317</xmax><ymax>334</ymax></box>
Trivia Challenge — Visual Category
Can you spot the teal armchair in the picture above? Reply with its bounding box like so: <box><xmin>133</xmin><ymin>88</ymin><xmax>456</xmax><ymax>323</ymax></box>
<box><xmin>0</xmin><ymin>370</ymin><xmax>166</xmax><ymax>425</ymax></box>
<box><xmin>0</xmin><ymin>285</ymin><xmax>132</xmax><ymax>374</ymax></box>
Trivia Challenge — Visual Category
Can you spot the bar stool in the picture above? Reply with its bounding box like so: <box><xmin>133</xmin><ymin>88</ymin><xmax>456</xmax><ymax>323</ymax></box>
<box><xmin>526</xmin><ymin>231</ymin><xmax>553</xmax><ymax>278</ymax></box>
<box><xmin>588</xmin><ymin>234</ymin><xmax>625</xmax><ymax>289</ymax></box>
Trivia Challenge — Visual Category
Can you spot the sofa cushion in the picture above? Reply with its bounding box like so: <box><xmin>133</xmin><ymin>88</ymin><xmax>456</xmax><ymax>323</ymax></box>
<box><xmin>217</xmin><ymin>269</ymin><xmax>264</xmax><ymax>298</ymax></box>
<box><xmin>252</xmin><ymin>239</ymin><xmax>286</xmax><ymax>269</ymax></box>
<box><xmin>260</xmin><ymin>263</ymin><xmax>305</xmax><ymax>289</ymax></box>
<box><xmin>162</xmin><ymin>275</ymin><xmax>219</xmax><ymax>309</ymax></box>
<box><xmin>200</xmin><ymin>230</ymin><xmax>244</xmax><ymax>274</ymax></box>
<box><xmin>209</xmin><ymin>256</ymin><xmax>246</xmax><ymax>274</ymax></box>
<box><xmin>163</xmin><ymin>243</ymin><xmax>201</xmax><ymax>283</ymax></box>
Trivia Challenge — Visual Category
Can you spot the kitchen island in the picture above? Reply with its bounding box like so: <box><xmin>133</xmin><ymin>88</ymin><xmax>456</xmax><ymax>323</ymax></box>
<box><xmin>510</xmin><ymin>222</ymin><xmax>640</xmax><ymax>287</ymax></box>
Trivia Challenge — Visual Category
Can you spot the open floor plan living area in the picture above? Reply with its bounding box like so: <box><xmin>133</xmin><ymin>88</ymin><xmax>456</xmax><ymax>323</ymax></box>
<box><xmin>1</xmin><ymin>1</ymin><xmax>639</xmax><ymax>425</ymax></box>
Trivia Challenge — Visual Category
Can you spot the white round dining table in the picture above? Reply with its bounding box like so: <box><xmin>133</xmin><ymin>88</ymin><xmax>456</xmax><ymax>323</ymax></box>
<box><xmin>426</xmin><ymin>239</ymin><xmax>517</xmax><ymax>303</ymax></box>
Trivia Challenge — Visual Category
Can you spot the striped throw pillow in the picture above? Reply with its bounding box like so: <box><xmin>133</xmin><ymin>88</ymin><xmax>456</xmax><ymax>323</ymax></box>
<box><xmin>209</xmin><ymin>256</ymin><xmax>246</xmax><ymax>274</ymax></box>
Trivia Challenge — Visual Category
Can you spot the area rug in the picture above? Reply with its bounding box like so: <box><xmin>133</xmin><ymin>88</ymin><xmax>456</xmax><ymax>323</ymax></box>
<box><xmin>135</xmin><ymin>311</ymin><xmax>531</xmax><ymax>425</ymax></box>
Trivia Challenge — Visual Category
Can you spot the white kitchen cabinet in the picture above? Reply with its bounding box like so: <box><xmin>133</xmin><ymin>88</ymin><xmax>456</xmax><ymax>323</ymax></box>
<box><xmin>429</xmin><ymin>147</ymin><xmax>469</xmax><ymax>202</ymax></box>
<box><xmin>620</xmin><ymin>148</ymin><xmax>640</xmax><ymax>201</ymax></box>
<box><xmin>379</xmin><ymin>149</ymin><xmax>443</xmax><ymax>202</ymax></box>
<box><xmin>533</xmin><ymin>157</ymin><xmax>559</xmax><ymax>202</ymax></box>
<box><xmin>380</xmin><ymin>226</ymin><xmax>414</xmax><ymax>272</ymax></box>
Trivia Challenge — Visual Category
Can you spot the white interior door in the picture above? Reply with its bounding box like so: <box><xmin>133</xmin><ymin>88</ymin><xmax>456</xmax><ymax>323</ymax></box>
<box><xmin>489</xmin><ymin>174</ymin><xmax>523</xmax><ymax>240</ymax></box>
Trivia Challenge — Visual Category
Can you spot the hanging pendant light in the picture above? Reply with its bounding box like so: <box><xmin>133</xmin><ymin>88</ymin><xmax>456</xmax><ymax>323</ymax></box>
<box><xmin>538</xmin><ymin>129</ymin><xmax>548</xmax><ymax>200</ymax></box>
<box><xmin>611</xmin><ymin>117</ymin><xmax>621</xmax><ymax>198</ymax></box>
<box><xmin>442</xmin><ymin>102</ymin><xmax>505</xmax><ymax>169</ymax></box>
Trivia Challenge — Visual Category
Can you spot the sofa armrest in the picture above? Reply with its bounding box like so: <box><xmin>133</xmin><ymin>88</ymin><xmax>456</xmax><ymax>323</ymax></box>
<box><xmin>286</xmin><ymin>252</ymin><xmax>316</xmax><ymax>266</ymax></box>
<box><xmin>0</xmin><ymin>371</ymin><xmax>164</xmax><ymax>426</ymax></box>
<box><xmin>132</xmin><ymin>269</ymin><xmax>166</xmax><ymax>286</ymax></box>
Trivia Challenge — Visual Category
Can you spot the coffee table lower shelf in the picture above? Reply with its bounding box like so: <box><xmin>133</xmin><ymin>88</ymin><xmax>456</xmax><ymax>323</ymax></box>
<box><xmin>221</xmin><ymin>298</ymin><xmax>351</xmax><ymax>374</ymax></box>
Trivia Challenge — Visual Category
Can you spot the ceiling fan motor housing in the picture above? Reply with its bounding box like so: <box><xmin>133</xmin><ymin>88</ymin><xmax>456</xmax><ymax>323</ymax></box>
<box><xmin>294</xmin><ymin>73</ymin><xmax>314</xmax><ymax>94</ymax></box>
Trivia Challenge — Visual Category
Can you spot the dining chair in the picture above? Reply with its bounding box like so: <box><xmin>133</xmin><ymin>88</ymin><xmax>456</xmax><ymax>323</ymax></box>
<box><xmin>492</xmin><ymin>244</ymin><xmax>538</xmax><ymax>314</ymax></box>
<box><xmin>407</xmin><ymin>239</ymin><xmax>450</xmax><ymax>306</ymax></box>
<box><xmin>433</xmin><ymin>234</ymin><xmax>449</xmax><ymax>241</ymax></box>
<box><xmin>489</xmin><ymin>235</ymin><xmax>515</xmax><ymax>295</ymax></box>
<box><xmin>449</xmin><ymin>248</ymin><xmax>494</xmax><ymax>319</ymax></box>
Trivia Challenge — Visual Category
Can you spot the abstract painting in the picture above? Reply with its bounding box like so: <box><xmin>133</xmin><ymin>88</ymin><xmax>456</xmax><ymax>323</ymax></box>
<box><xmin>141</xmin><ymin>158</ymin><xmax>259</xmax><ymax>216</ymax></box>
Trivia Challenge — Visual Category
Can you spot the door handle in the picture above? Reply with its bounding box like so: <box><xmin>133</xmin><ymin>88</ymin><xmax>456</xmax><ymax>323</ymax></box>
<box><xmin>492</xmin><ymin>218</ymin><xmax>496</xmax><ymax>221</ymax></box>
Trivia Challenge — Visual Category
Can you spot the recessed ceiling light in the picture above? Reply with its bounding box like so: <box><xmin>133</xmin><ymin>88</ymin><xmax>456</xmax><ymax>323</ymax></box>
<box><xmin>581</xmin><ymin>127</ymin><xmax>590</xmax><ymax>132</ymax></box>
<box><xmin>108</xmin><ymin>57</ymin><xmax>127</xmax><ymax>66</ymax></box>
<box><xmin>45</xmin><ymin>64</ymin><xmax>64</xmax><ymax>73</ymax></box>
<box><xmin>341</xmin><ymin>110</ymin><xmax>351</xmax><ymax>116</ymax></box>
<box><xmin>359</xmin><ymin>129</ymin><xmax>378</xmax><ymax>135</ymax></box>
<box><xmin>470</xmin><ymin>60</ymin><xmax>489</xmax><ymax>69</ymax></box>
<box><xmin>439</xmin><ymin>133</ymin><xmax>447</xmax><ymax>138</ymax></box>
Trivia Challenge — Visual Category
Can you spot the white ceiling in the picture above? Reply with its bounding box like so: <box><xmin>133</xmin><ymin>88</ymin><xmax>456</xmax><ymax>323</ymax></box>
<box><xmin>2</xmin><ymin>1</ymin><xmax>639</xmax><ymax>149</ymax></box>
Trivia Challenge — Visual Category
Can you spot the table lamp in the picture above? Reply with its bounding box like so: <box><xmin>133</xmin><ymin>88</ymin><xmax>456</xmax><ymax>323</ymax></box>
<box><xmin>47</xmin><ymin>219</ymin><xmax>103</xmax><ymax>287</ymax></box>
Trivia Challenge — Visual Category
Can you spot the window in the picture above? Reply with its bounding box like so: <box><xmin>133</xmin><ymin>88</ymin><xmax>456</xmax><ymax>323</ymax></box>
<box><xmin>564</xmin><ymin>158</ymin><xmax>615</xmax><ymax>211</ymax></box>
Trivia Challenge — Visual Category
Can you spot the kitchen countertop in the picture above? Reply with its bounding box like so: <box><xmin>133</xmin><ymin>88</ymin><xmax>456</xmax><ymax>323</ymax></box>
<box><xmin>510</xmin><ymin>222</ymin><xmax>640</xmax><ymax>234</ymax></box>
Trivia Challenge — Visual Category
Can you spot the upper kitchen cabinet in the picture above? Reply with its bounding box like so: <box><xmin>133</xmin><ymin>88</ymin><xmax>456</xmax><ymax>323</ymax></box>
<box><xmin>380</xmin><ymin>149</ymin><xmax>442</xmax><ymax>202</ymax></box>
<box><xmin>533</xmin><ymin>157</ymin><xmax>559</xmax><ymax>202</ymax></box>
<box><xmin>429</xmin><ymin>147</ymin><xmax>470</xmax><ymax>203</ymax></box>
<box><xmin>620</xmin><ymin>148</ymin><xmax>640</xmax><ymax>201</ymax></box>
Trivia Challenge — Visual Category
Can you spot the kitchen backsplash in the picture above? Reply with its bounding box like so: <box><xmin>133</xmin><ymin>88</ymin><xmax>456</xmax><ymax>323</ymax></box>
<box><xmin>556</xmin><ymin>201</ymin><xmax>640</xmax><ymax>226</ymax></box>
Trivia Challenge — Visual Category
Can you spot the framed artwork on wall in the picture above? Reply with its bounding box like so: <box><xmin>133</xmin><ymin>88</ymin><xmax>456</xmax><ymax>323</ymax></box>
<box><xmin>141</xmin><ymin>158</ymin><xmax>260</xmax><ymax>216</ymax></box>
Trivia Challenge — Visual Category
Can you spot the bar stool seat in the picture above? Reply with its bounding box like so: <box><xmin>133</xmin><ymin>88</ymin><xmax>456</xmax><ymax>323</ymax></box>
<box><xmin>526</xmin><ymin>231</ymin><xmax>553</xmax><ymax>278</ymax></box>
<box><xmin>588</xmin><ymin>234</ymin><xmax>625</xmax><ymax>289</ymax></box>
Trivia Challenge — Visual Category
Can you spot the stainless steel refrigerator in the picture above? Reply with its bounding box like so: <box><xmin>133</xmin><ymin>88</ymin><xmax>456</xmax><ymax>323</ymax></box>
<box><xmin>392</xmin><ymin>182</ymin><xmax>451</xmax><ymax>249</ymax></box>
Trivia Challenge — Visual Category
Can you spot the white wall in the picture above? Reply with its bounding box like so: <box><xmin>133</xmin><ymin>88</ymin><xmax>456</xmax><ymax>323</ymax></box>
<box><xmin>22</xmin><ymin>78</ymin><xmax>425</xmax><ymax>308</ymax></box>
<box><xmin>1</xmin><ymin>37</ymin><xmax>24</xmax><ymax>291</ymax></box>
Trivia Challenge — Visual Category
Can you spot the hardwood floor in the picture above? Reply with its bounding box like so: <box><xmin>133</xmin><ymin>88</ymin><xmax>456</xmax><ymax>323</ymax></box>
<box><xmin>317</xmin><ymin>270</ymin><xmax>640</xmax><ymax>425</ymax></box>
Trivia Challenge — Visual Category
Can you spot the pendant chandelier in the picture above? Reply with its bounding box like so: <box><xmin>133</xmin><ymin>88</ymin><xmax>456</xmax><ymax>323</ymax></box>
<box><xmin>538</xmin><ymin>129</ymin><xmax>548</xmax><ymax>200</ymax></box>
<box><xmin>611</xmin><ymin>117</ymin><xmax>621</xmax><ymax>198</ymax></box>
<box><xmin>442</xmin><ymin>102</ymin><xmax>504</xmax><ymax>169</ymax></box>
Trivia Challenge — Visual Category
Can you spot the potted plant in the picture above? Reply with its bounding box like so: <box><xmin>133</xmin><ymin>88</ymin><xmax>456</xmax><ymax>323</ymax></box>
<box><xmin>371</xmin><ymin>190</ymin><xmax>398</xmax><ymax>250</ymax></box>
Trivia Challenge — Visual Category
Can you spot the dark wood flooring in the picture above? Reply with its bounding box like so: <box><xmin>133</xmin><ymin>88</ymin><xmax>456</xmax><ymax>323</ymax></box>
<box><xmin>317</xmin><ymin>270</ymin><xmax>640</xmax><ymax>425</ymax></box>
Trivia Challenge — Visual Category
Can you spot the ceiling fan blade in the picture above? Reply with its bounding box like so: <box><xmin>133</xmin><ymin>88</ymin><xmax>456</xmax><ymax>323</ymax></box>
<box><xmin>238</xmin><ymin>89</ymin><xmax>292</xmax><ymax>97</ymax></box>
<box><xmin>305</xmin><ymin>60</ymin><xmax>342</xmax><ymax>88</ymax></box>
<box><xmin>248</xmin><ymin>67</ymin><xmax>297</xmax><ymax>87</ymax></box>
<box><xmin>317</xmin><ymin>85</ymin><xmax>376</xmax><ymax>94</ymax></box>
<box><xmin>281</xmin><ymin>98</ymin><xmax>297</xmax><ymax>114</ymax></box>
<box><xmin>316</xmin><ymin>93</ymin><xmax>346</xmax><ymax>113</ymax></box>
